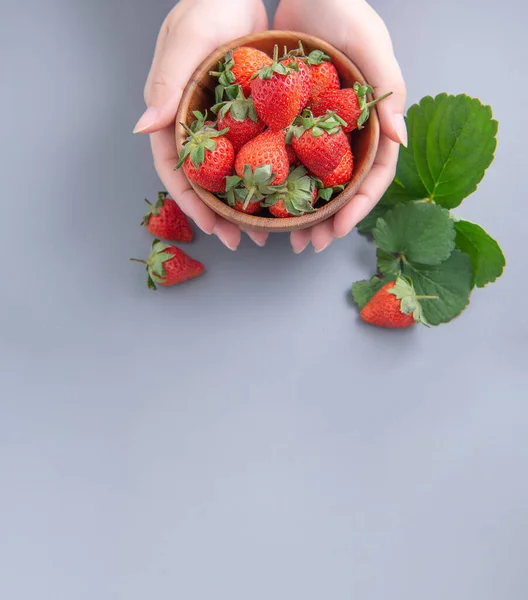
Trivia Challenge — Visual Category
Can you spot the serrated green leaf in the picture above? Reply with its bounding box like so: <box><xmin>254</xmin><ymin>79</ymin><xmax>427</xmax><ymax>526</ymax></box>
<box><xmin>356</xmin><ymin>203</ymin><xmax>389</xmax><ymax>234</ymax></box>
<box><xmin>402</xmin><ymin>250</ymin><xmax>473</xmax><ymax>325</ymax></box>
<box><xmin>377</xmin><ymin>248</ymin><xmax>401</xmax><ymax>278</ymax></box>
<box><xmin>373</xmin><ymin>203</ymin><xmax>455</xmax><ymax>265</ymax></box>
<box><xmin>351</xmin><ymin>277</ymin><xmax>387</xmax><ymax>310</ymax></box>
<box><xmin>393</xmin><ymin>94</ymin><xmax>498</xmax><ymax>208</ymax></box>
<box><xmin>454</xmin><ymin>220</ymin><xmax>506</xmax><ymax>287</ymax></box>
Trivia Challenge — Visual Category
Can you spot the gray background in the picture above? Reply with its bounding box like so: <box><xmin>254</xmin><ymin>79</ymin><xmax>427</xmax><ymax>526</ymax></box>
<box><xmin>1</xmin><ymin>0</ymin><xmax>527</xmax><ymax>598</ymax></box>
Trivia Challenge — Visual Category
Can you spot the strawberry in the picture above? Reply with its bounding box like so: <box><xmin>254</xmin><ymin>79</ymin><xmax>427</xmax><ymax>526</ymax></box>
<box><xmin>305</xmin><ymin>50</ymin><xmax>340</xmax><ymax>105</ymax></box>
<box><xmin>285</xmin><ymin>141</ymin><xmax>300</xmax><ymax>166</ymax></box>
<box><xmin>251</xmin><ymin>46</ymin><xmax>303</xmax><ymax>131</ymax></box>
<box><xmin>235</xmin><ymin>129</ymin><xmax>289</xmax><ymax>186</ymax></box>
<box><xmin>140</xmin><ymin>192</ymin><xmax>193</xmax><ymax>242</ymax></box>
<box><xmin>176</xmin><ymin>111</ymin><xmax>234</xmax><ymax>193</ymax></box>
<box><xmin>220</xmin><ymin>164</ymin><xmax>278</xmax><ymax>214</ymax></box>
<box><xmin>130</xmin><ymin>239</ymin><xmax>204</xmax><ymax>290</ymax></box>
<box><xmin>360</xmin><ymin>276</ymin><xmax>437</xmax><ymax>328</ymax></box>
<box><xmin>209</xmin><ymin>47</ymin><xmax>273</xmax><ymax>97</ymax></box>
<box><xmin>281</xmin><ymin>51</ymin><xmax>312</xmax><ymax>109</ymax></box>
<box><xmin>262</xmin><ymin>166</ymin><xmax>317</xmax><ymax>217</ymax></box>
<box><xmin>318</xmin><ymin>145</ymin><xmax>354</xmax><ymax>188</ymax></box>
<box><xmin>212</xmin><ymin>85</ymin><xmax>265</xmax><ymax>153</ymax></box>
<box><xmin>312</xmin><ymin>83</ymin><xmax>392</xmax><ymax>132</ymax></box>
<box><xmin>289</xmin><ymin>110</ymin><xmax>349</xmax><ymax>177</ymax></box>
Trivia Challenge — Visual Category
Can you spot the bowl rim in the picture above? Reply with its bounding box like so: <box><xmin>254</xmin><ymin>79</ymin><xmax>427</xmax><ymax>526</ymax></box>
<box><xmin>175</xmin><ymin>30</ymin><xmax>380</xmax><ymax>232</ymax></box>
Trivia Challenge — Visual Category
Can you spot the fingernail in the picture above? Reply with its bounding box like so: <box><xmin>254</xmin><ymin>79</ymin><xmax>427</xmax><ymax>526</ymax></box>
<box><xmin>393</xmin><ymin>113</ymin><xmax>408</xmax><ymax>147</ymax></box>
<box><xmin>133</xmin><ymin>106</ymin><xmax>159</xmax><ymax>134</ymax></box>
<box><xmin>293</xmin><ymin>244</ymin><xmax>308</xmax><ymax>254</ymax></box>
<box><xmin>314</xmin><ymin>240</ymin><xmax>333</xmax><ymax>253</ymax></box>
<box><xmin>214</xmin><ymin>229</ymin><xmax>238</xmax><ymax>251</ymax></box>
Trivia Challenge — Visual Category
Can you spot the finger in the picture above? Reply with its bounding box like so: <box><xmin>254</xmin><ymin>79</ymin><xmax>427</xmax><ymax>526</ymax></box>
<box><xmin>291</xmin><ymin>228</ymin><xmax>311</xmax><ymax>254</ymax></box>
<box><xmin>213</xmin><ymin>218</ymin><xmax>241</xmax><ymax>251</ymax></box>
<box><xmin>150</xmin><ymin>127</ymin><xmax>217</xmax><ymax>234</ymax></box>
<box><xmin>242</xmin><ymin>229</ymin><xmax>269</xmax><ymax>247</ymax></box>
<box><xmin>311</xmin><ymin>219</ymin><xmax>335</xmax><ymax>253</ymax></box>
<box><xmin>135</xmin><ymin>24</ymin><xmax>218</xmax><ymax>134</ymax></box>
<box><xmin>341</xmin><ymin>5</ymin><xmax>407</xmax><ymax>146</ymax></box>
<box><xmin>334</xmin><ymin>135</ymin><xmax>399</xmax><ymax>238</ymax></box>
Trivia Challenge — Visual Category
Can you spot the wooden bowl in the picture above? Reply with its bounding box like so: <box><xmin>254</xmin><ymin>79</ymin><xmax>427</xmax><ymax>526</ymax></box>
<box><xmin>175</xmin><ymin>30</ymin><xmax>379</xmax><ymax>232</ymax></box>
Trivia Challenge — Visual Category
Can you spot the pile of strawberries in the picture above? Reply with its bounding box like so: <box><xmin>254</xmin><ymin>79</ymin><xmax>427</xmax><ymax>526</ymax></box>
<box><xmin>176</xmin><ymin>43</ymin><xmax>390</xmax><ymax>217</ymax></box>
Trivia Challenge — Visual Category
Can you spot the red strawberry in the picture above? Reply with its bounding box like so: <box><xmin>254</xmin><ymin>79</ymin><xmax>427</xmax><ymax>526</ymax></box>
<box><xmin>130</xmin><ymin>239</ymin><xmax>204</xmax><ymax>290</ymax></box>
<box><xmin>235</xmin><ymin>129</ymin><xmax>289</xmax><ymax>186</ymax></box>
<box><xmin>312</xmin><ymin>83</ymin><xmax>392</xmax><ymax>132</ymax></box>
<box><xmin>251</xmin><ymin>46</ymin><xmax>303</xmax><ymax>131</ymax></box>
<box><xmin>212</xmin><ymin>85</ymin><xmax>265</xmax><ymax>153</ymax></box>
<box><xmin>285</xmin><ymin>141</ymin><xmax>300</xmax><ymax>166</ymax></box>
<box><xmin>176</xmin><ymin>112</ymin><xmax>234</xmax><ymax>193</ymax></box>
<box><xmin>289</xmin><ymin>110</ymin><xmax>349</xmax><ymax>177</ymax></box>
<box><xmin>305</xmin><ymin>50</ymin><xmax>340</xmax><ymax>104</ymax></box>
<box><xmin>360</xmin><ymin>276</ymin><xmax>436</xmax><ymax>328</ymax></box>
<box><xmin>209</xmin><ymin>47</ymin><xmax>273</xmax><ymax>97</ymax></box>
<box><xmin>282</xmin><ymin>55</ymin><xmax>312</xmax><ymax>109</ymax></box>
<box><xmin>140</xmin><ymin>192</ymin><xmax>193</xmax><ymax>242</ymax></box>
<box><xmin>318</xmin><ymin>146</ymin><xmax>354</xmax><ymax>188</ymax></box>
<box><xmin>221</xmin><ymin>164</ymin><xmax>278</xmax><ymax>215</ymax></box>
<box><xmin>262</xmin><ymin>166</ymin><xmax>317</xmax><ymax>217</ymax></box>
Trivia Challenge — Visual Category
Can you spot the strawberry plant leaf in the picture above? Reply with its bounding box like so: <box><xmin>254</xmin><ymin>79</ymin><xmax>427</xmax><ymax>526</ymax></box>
<box><xmin>373</xmin><ymin>203</ymin><xmax>455</xmax><ymax>266</ymax></box>
<box><xmin>351</xmin><ymin>277</ymin><xmax>388</xmax><ymax>310</ymax></box>
<box><xmin>377</xmin><ymin>248</ymin><xmax>401</xmax><ymax>278</ymax></box>
<box><xmin>402</xmin><ymin>250</ymin><xmax>473</xmax><ymax>325</ymax></box>
<box><xmin>357</xmin><ymin>203</ymin><xmax>388</xmax><ymax>234</ymax></box>
<box><xmin>388</xmin><ymin>94</ymin><xmax>498</xmax><ymax>208</ymax></box>
<box><xmin>454</xmin><ymin>220</ymin><xmax>506</xmax><ymax>288</ymax></box>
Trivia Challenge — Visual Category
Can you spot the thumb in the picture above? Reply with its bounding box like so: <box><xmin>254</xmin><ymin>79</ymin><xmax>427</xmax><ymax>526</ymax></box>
<box><xmin>134</xmin><ymin>25</ymin><xmax>216</xmax><ymax>134</ymax></box>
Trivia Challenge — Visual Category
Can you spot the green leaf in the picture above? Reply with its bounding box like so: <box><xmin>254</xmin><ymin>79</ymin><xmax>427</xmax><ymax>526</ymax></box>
<box><xmin>356</xmin><ymin>203</ymin><xmax>389</xmax><ymax>234</ymax></box>
<box><xmin>393</xmin><ymin>94</ymin><xmax>498</xmax><ymax>208</ymax></box>
<box><xmin>454</xmin><ymin>220</ymin><xmax>506</xmax><ymax>287</ymax></box>
<box><xmin>402</xmin><ymin>251</ymin><xmax>473</xmax><ymax>325</ymax></box>
<box><xmin>373</xmin><ymin>203</ymin><xmax>455</xmax><ymax>266</ymax></box>
<box><xmin>351</xmin><ymin>277</ymin><xmax>388</xmax><ymax>310</ymax></box>
<box><xmin>377</xmin><ymin>248</ymin><xmax>401</xmax><ymax>278</ymax></box>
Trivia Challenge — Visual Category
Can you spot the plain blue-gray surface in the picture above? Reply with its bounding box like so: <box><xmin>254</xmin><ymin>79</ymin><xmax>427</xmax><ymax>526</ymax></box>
<box><xmin>1</xmin><ymin>0</ymin><xmax>527</xmax><ymax>598</ymax></box>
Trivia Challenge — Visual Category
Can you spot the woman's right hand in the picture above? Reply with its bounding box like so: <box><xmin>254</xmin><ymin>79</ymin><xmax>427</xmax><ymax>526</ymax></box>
<box><xmin>134</xmin><ymin>0</ymin><xmax>270</xmax><ymax>250</ymax></box>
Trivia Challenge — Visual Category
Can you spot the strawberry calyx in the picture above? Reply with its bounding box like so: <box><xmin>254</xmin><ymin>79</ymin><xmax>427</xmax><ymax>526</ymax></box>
<box><xmin>129</xmin><ymin>238</ymin><xmax>175</xmax><ymax>290</ymax></box>
<box><xmin>312</xmin><ymin>179</ymin><xmax>345</xmax><ymax>202</ymax></box>
<box><xmin>252</xmin><ymin>44</ymin><xmax>299</xmax><ymax>81</ymax></box>
<box><xmin>389</xmin><ymin>275</ymin><xmax>438</xmax><ymax>326</ymax></box>
<box><xmin>286</xmin><ymin>109</ymin><xmax>347</xmax><ymax>141</ymax></box>
<box><xmin>209</xmin><ymin>50</ymin><xmax>238</xmax><ymax>90</ymax></box>
<box><xmin>211</xmin><ymin>84</ymin><xmax>259</xmax><ymax>123</ymax></box>
<box><xmin>353</xmin><ymin>82</ymin><xmax>393</xmax><ymax>129</ymax></box>
<box><xmin>306</xmin><ymin>49</ymin><xmax>332</xmax><ymax>66</ymax></box>
<box><xmin>176</xmin><ymin>111</ymin><xmax>229</xmax><ymax>170</ymax></box>
<box><xmin>220</xmin><ymin>164</ymin><xmax>277</xmax><ymax>210</ymax></box>
<box><xmin>261</xmin><ymin>166</ymin><xmax>317</xmax><ymax>216</ymax></box>
<box><xmin>140</xmin><ymin>191</ymin><xmax>168</xmax><ymax>227</ymax></box>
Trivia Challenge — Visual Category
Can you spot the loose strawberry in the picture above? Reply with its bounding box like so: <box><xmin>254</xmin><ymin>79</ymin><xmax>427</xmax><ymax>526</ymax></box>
<box><xmin>209</xmin><ymin>47</ymin><xmax>273</xmax><ymax>97</ymax></box>
<box><xmin>140</xmin><ymin>192</ymin><xmax>193</xmax><ymax>242</ymax></box>
<box><xmin>221</xmin><ymin>164</ymin><xmax>278</xmax><ymax>214</ymax></box>
<box><xmin>235</xmin><ymin>129</ymin><xmax>289</xmax><ymax>186</ymax></box>
<box><xmin>312</xmin><ymin>83</ymin><xmax>392</xmax><ymax>132</ymax></box>
<box><xmin>130</xmin><ymin>239</ymin><xmax>204</xmax><ymax>290</ymax></box>
<box><xmin>318</xmin><ymin>145</ymin><xmax>354</xmax><ymax>188</ymax></box>
<box><xmin>262</xmin><ymin>166</ymin><xmax>317</xmax><ymax>217</ymax></box>
<box><xmin>176</xmin><ymin>111</ymin><xmax>234</xmax><ymax>193</ymax></box>
<box><xmin>289</xmin><ymin>110</ymin><xmax>349</xmax><ymax>177</ymax></box>
<box><xmin>360</xmin><ymin>276</ymin><xmax>437</xmax><ymax>328</ymax></box>
<box><xmin>305</xmin><ymin>50</ymin><xmax>340</xmax><ymax>105</ymax></box>
<box><xmin>251</xmin><ymin>46</ymin><xmax>303</xmax><ymax>131</ymax></box>
<box><xmin>212</xmin><ymin>85</ymin><xmax>265</xmax><ymax>153</ymax></box>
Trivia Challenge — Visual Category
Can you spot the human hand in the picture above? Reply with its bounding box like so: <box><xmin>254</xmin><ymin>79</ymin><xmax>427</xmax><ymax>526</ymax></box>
<box><xmin>274</xmin><ymin>0</ymin><xmax>407</xmax><ymax>252</ymax></box>
<box><xmin>134</xmin><ymin>0</ymin><xmax>269</xmax><ymax>250</ymax></box>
